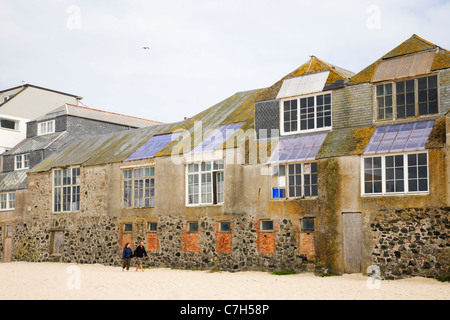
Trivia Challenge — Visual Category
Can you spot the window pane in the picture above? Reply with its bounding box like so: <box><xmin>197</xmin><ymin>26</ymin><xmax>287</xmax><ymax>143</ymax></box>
<box><xmin>284</xmin><ymin>99</ymin><xmax>298</xmax><ymax>132</ymax></box>
<box><xmin>220</xmin><ymin>221</ymin><xmax>231</xmax><ymax>232</ymax></box>
<box><xmin>62</xmin><ymin>186</ymin><xmax>71</xmax><ymax>211</ymax></box>
<box><xmin>428</xmin><ymin>75</ymin><xmax>437</xmax><ymax>88</ymax></box>
<box><xmin>407</xmin><ymin>153</ymin><xmax>428</xmax><ymax>192</ymax></box>
<box><xmin>123</xmin><ymin>181</ymin><xmax>132</xmax><ymax>208</ymax></box>
<box><xmin>377</xmin><ymin>84</ymin><xmax>393</xmax><ymax>120</ymax></box>
<box><xmin>0</xmin><ymin>119</ymin><xmax>16</xmax><ymax>130</ymax></box>
<box><xmin>72</xmin><ymin>186</ymin><xmax>80</xmax><ymax>211</ymax></box>
<box><xmin>188</xmin><ymin>163</ymin><xmax>199</xmax><ymax>173</ymax></box>
<box><xmin>216</xmin><ymin>172</ymin><xmax>224</xmax><ymax>203</ymax></box>
<box><xmin>188</xmin><ymin>222</ymin><xmax>199</xmax><ymax>233</ymax></box>
<box><xmin>302</xmin><ymin>219</ymin><xmax>315</xmax><ymax>231</ymax></box>
<box><xmin>54</xmin><ymin>187</ymin><xmax>61</xmax><ymax>212</ymax></box>
<box><xmin>261</xmin><ymin>220</ymin><xmax>274</xmax><ymax>231</ymax></box>
<box><xmin>363</xmin><ymin>157</ymin><xmax>382</xmax><ymax>194</ymax></box>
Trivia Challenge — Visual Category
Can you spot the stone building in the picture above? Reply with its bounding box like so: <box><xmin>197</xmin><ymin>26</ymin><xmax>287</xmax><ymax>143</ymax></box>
<box><xmin>0</xmin><ymin>103</ymin><xmax>160</xmax><ymax>262</ymax></box>
<box><xmin>1</xmin><ymin>35</ymin><xmax>449</xmax><ymax>279</ymax></box>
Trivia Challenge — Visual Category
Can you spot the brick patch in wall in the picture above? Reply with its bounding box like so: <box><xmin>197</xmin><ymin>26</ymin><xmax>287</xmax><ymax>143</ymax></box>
<box><xmin>214</xmin><ymin>222</ymin><xmax>232</xmax><ymax>253</ymax></box>
<box><xmin>146</xmin><ymin>233</ymin><xmax>159</xmax><ymax>251</ymax></box>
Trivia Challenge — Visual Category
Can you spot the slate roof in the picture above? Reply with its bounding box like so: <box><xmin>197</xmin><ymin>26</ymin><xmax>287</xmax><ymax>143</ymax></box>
<box><xmin>34</xmin><ymin>103</ymin><xmax>162</xmax><ymax>128</ymax></box>
<box><xmin>4</xmin><ymin>132</ymin><xmax>66</xmax><ymax>156</ymax></box>
<box><xmin>0</xmin><ymin>171</ymin><xmax>27</xmax><ymax>192</ymax></box>
<box><xmin>30</xmin><ymin>88</ymin><xmax>265</xmax><ymax>172</ymax></box>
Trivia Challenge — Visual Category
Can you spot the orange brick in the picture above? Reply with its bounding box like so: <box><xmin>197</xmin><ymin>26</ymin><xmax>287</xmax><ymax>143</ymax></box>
<box><xmin>299</xmin><ymin>232</ymin><xmax>315</xmax><ymax>258</ymax></box>
<box><xmin>255</xmin><ymin>221</ymin><xmax>279</xmax><ymax>254</ymax></box>
<box><xmin>181</xmin><ymin>228</ymin><xmax>200</xmax><ymax>253</ymax></box>
<box><xmin>146</xmin><ymin>233</ymin><xmax>159</xmax><ymax>251</ymax></box>
<box><xmin>214</xmin><ymin>222</ymin><xmax>232</xmax><ymax>253</ymax></box>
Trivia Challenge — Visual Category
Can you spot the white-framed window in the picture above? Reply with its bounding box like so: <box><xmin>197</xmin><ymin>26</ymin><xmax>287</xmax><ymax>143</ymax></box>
<box><xmin>0</xmin><ymin>118</ymin><xmax>18</xmax><ymax>130</ymax></box>
<box><xmin>271</xmin><ymin>162</ymin><xmax>318</xmax><ymax>199</ymax></box>
<box><xmin>14</xmin><ymin>154</ymin><xmax>30</xmax><ymax>170</ymax></box>
<box><xmin>362</xmin><ymin>152</ymin><xmax>428</xmax><ymax>195</ymax></box>
<box><xmin>122</xmin><ymin>167</ymin><xmax>155</xmax><ymax>208</ymax></box>
<box><xmin>38</xmin><ymin>120</ymin><xmax>55</xmax><ymax>135</ymax></box>
<box><xmin>0</xmin><ymin>192</ymin><xmax>15</xmax><ymax>210</ymax></box>
<box><xmin>186</xmin><ymin>160</ymin><xmax>224</xmax><ymax>205</ymax></box>
<box><xmin>375</xmin><ymin>74</ymin><xmax>438</xmax><ymax>120</ymax></box>
<box><xmin>53</xmin><ymin>167</ymin><xmax>80</xmax><ymax>212</ymax></box>
<box><xmin>280</xmin><ymin>92</ymin><xmax>332</xmax><ymax>135</ymax></box>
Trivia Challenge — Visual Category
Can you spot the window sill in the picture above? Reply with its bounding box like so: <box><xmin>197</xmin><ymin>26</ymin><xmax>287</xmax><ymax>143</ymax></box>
<box><xmin>373</xmin><ymin>113</ymin><xmax>439</xmax><ymax>124</ymax></box>
<box><xmin>270</xmin><ymin>197</ymin><xmax>318</xmax><ymax>202</ymax></box>
<box><xmin>186</xmin><ymin>203</ymin><xmax>224</xmax><ymax>207</ymax></box>
<box><xmin>281</xmin><ymin>127</ymin><xmax>331</xmax><ymax>136</ymax></box>
<box><xmin>52</xmin><ymin>211</ymin><xmax>80</xmax><ymax>214</ymax></box>
<box><xmin>361</xmin><ymin>192</ymin><xmax>429</xmax><ymax>197</ymax></box>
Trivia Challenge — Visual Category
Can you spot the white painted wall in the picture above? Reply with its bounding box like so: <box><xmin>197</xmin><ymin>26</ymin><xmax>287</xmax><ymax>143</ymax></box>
<box><xmin>0</xmin><ymin>113</ymin><xmax>28</xmax><ymax>152</ymax></box>
<box><xmin>0</xmin><ymin>86</ymin><xmax>80</xmax><ymax>152</ymax></box>
<box><xmin>0</xmin><ymin>86</ymin><xmax>79</xmax><ymax>120</ymax></box>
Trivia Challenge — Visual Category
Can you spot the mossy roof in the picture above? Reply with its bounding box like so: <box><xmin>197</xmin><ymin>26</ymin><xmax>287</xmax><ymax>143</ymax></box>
<box><xmin>316</xmin><ymin>126</ymin><xmax>375</xmax><ymax>159</ymax></box>
<box><xmin>315</xmin><ymin>118</ymin><xmax>446</xmax><ymax>159</ymax></box>
<box><xmin>255</xmin><ymin>56</ymin><xmax>354</xmax><ymax>102</ymax></box>
<box><xmin>349</xmin><ymin>34</ymin><xmax>450</xmax><ymax>85</ymax></box>
<box><xmin>30</xmin><ymin>88</ymin><xmax>265</xmax><ymax>173</ymax></box>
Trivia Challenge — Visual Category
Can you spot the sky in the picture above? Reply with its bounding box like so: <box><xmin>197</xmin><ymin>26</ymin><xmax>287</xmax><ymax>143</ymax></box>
<box><xmin>1</xmin><ymin>0</ymin><xmax>449</xmax><ymax>124</ymax></box>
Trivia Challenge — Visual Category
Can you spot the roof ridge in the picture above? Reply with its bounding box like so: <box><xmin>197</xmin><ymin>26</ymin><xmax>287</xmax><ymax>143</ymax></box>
<box><xmin>310</xmin><ymin>56</ymin><xmax>354</xmax><ymax>78</ymax></box>
<box><xmin>411</xmin><ymin>34</ymin><xmax>437</xmax><ymax>48</ymax></box>
<box><xmin>65</xmin><ymin>103</ymin><xmax>164</xmax><ymax>124</ymax></box>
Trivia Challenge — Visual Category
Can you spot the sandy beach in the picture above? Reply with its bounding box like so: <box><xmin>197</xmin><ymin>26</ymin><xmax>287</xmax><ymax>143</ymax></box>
<box><xmin>0</xmin><ymin>262</ymin><xmax>448</xmax><ymax>300</ymax></box>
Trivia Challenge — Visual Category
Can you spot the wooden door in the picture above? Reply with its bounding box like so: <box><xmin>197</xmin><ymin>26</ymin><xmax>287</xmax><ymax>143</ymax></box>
<box><xmin>343</xmin><ymin>213</ymin><xmax>362</xmax><ymax>273</ymax></box>
<box><xmin>4</xmin><ymin>225</ymin><xmax>13</xmax><ymax>262</ymax></box>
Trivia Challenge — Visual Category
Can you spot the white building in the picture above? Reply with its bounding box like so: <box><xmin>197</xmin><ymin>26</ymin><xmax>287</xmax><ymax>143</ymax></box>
<box><xmin>0</xmin><ymin>84</ymin><xmax>82</xmax><ymax>153</ymax></box>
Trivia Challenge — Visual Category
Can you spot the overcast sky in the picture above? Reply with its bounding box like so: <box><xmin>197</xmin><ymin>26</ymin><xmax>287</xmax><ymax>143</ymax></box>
<box><xmin>1</xmin><ymin>0</ymin><xmax>449</xmax><ymax>123</ymax></box>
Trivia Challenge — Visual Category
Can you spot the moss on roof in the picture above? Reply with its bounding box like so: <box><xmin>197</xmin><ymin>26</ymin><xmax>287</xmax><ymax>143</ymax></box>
<box><xmin>431</xmin><ymin>49</ymin><xmax>450</xmax><ymax>71</ymax></box>
<box><xmin>255</xmin><ymin>56</ymin><xmax>354</xmax><ymax>102</ymax></box>
<box><xmin>425</xmin><ymin>117</ymin><xmax>446</xmax><ymax>149</ymax></box>
<box><xmin>349</xmin><ymin>34</ymin><xmax>450</xmax><ymax>85</ymax></box>
<box><xmin>316</xmin><ymin>126</ymin><xmax>375</xmax><ymax>159</ymax></box>
<box><xmin>30</xmin><ymin>88</ymin><xmax>265</xmax><ymax>172</ymax></box>
<box><xmin>383</xmin><ymin>34</ymin><xmax>436</xmax><ymax>59</ymax></box>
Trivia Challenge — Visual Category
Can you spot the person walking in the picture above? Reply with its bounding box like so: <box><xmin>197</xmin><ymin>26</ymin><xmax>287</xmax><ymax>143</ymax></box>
<box><xmin>134</xmin><ymin>241</ymin><xmax>147</xmax><ymax>272</ymax></box>
<box><xmin>121</xmin><ymin>243</ymin><xmax>133</xmax><ymax>272</ymax></box>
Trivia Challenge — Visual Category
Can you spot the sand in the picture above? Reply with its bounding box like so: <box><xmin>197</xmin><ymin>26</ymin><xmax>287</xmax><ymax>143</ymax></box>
<box><xmin>0</xmin><ymin>261</ymin><xmax>448</xmax><ymax>300</ymax></box>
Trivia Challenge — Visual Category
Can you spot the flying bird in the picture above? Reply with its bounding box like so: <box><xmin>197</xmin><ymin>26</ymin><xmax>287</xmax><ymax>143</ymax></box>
<box><xmin>143</xmin><ymin>46</ymin><xmax>150</xmax><ymax>49</ymax></box>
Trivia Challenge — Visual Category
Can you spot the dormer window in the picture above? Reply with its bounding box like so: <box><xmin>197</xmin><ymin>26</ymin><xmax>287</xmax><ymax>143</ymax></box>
<box><xmin>15</xmin><ymin>154</ymin><xmax>30</xmax><ymax>170</ymax></box>
<box><xmin>375</xmin><ymin>74</ymin><xmax>438</xmax><ymax>120</ymax></box>
<box><xmin>38</xmin><ymin>120</ymin><xmax>55</xmax><ymax>135</ymax></box>
<box><xmin>280</xmin><ymin>92</ymin><xmax>332</xmax><ymax>135</ymax></box>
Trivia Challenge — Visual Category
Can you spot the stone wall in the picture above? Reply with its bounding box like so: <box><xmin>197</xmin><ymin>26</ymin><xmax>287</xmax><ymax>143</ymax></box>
<box><xmin>371</xmin><ymin>207</ymin><xmax>449</xmax><ymax>279</ymax></box>
<box><xmin>126</xmin><ymin>214</ymin><xmax>320</xmax><ymax>273</ymax></box>
<box><xmin>12</xmin><ymin>215</ymin><xmax>120</xmax><ymax>264</ymax></box>
<box><xmin>10</xmin><ymin>211</ymin><xmax>323</xmax><ymax>273</ymax></box>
